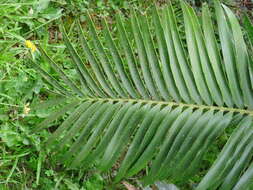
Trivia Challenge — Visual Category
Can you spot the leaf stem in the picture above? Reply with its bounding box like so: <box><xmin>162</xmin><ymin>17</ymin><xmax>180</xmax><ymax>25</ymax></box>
<box><xmin>85</xmin><ymin>97</ymin><xmax>253</xmax><ymax>116</ymax></box>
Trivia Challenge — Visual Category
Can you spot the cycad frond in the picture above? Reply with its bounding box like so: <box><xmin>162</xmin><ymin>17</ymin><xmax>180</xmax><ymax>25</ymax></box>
<box><xmin>32</xmin><ymin>1</ymin><xmax>253</xmax><ymax>189</ymax></box>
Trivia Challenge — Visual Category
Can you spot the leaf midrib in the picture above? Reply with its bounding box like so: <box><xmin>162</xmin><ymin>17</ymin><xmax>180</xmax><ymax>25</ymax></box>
<box><xmin>84</xmin><ymin>97</ymin><xmax>253</xmax><ymax>116</ymax></box>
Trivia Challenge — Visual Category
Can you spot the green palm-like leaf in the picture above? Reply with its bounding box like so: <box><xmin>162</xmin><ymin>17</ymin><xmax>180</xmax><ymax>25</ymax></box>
<box><xmin>32</xmin><ymin>1</ymin><xmax>253</xmax><ymax>189</ymax></box>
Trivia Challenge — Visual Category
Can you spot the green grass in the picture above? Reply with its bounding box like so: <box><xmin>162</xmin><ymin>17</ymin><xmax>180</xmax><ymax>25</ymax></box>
<box><xmin>0</xmin><ymin>1</ymin><xmax>119</xmax><ymax>189</ymax></box>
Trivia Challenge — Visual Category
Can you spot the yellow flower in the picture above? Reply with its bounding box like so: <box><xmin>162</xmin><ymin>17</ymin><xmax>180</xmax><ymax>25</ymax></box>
<box><xmin>25</xmin><ymin>40</ymin><xmax>37</xmax><ymax>52</ymax></box>
<box><xmin>23</xmin><ymin>103</ymin><xmax>31</xmax><ymax>115</ymax></box>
